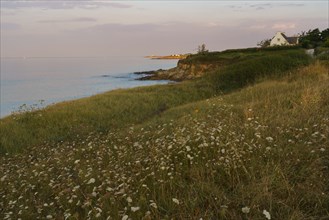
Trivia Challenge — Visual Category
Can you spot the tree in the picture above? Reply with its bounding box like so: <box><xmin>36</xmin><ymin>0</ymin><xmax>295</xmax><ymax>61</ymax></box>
<box><xmin>320</xmin><ymin>28</ymin><xmax>329</xmax><ymax>47</ymax></box>
<box><xmin>257</xmin><ymin>39</ymin><xmax>271</xmax><ymax>48</ymax></box>
<box><xmin>299</xmin><ymin>28</ymin><xmax>323</xmax><ymax>48</ymax></box>
<box><xmin>198</xmin><ymin>43</ymin><xmax>208</xmax><ymax>54</ymax></box>
<box><xmin>320</xmin><ymin>28</ymin><xmax>329</xmax><ymax>41</ymax></box>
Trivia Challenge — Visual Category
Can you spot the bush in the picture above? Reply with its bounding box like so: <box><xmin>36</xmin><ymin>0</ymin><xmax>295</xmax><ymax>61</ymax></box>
<box><xmin>317</xmin><ymin>52</ymin><xmax>329</xmax><ymax>61</ymax></box>
<box><xmin>207</xmin><ymin>50</ymin><xmax>311</xmax><ymax>92</ymax></box>
<box><xmin>314</xmin><ymin>47</ymin><xmax>329</xmax><ymax>56</ymax></box>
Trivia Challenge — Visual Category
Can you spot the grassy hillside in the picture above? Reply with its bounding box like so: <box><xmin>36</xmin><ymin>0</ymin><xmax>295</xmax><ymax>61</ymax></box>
<box><xmin>0</xmin><ymin>48</ymin><xmax>310</xmax><ymax>154</ymax></box>
<box><xmin>1</xmin><ymin>48</ymin><xmax>328</xmax><ymax>219</ymax></box>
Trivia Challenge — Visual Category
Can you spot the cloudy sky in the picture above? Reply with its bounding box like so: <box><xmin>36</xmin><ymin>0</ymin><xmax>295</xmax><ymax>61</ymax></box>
<box><xmin>1</xmin><ymin>0</ymin><xmax>328</xmax><ymax>57</ymax></box>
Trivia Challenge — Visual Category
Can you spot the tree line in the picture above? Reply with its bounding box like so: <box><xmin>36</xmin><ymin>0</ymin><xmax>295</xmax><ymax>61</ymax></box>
<box><xmin>258</xmin><ymin>28</ymin><xmax>329</xmax><ymax>48</ymax></box>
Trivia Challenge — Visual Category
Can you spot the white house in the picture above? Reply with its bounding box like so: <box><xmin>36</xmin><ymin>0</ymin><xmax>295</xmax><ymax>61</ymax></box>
<box><xmin>270</xmin><ymin>32</ymin><xmax>299</xmax><ymax>46</ymax></box>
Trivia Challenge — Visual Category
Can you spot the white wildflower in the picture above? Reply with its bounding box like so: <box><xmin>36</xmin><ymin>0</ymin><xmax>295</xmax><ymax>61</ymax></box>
<box><xmin>266</xmin><ymin>137</ymin><xmax>274</xmax><ymax>142</ymax></box>
<box><xmin>74</xmin><ymin>160</ymin><xmax>80</xmax><ymax>164</ymax></box>
<box><xmin>126</xmin><ymin>197</ymin><xmax>132</xmax><ymax>203</ymax></box>
<box><xmin>122</xmin><ymin>215</ymin><xmax>128</xmax><ymax>220</ymax></box>
<box><xmin>186</xmin><ymin>146</ymin><xmax>191</xmax><ymax>152</ymax></box>
<box><xmin>46</xmin><ymin>215</ymin><xmax>53</xmax><ymax>219</ymax></box>
<box><xmin>172</xmin><ymin>198</ymin><xmax>180</xmax><ymax>205</ymax></box>
<box><xmin>320</xmin><ymin>148</ymin><xmax>325</xmax><ymax>152</ymax></box>
<box><xmin>1</xmin><ymin>175</ymin><xmax>6</xmax><ymax>182</ymax></box>
<box><xmin>263</xmin><ymin>210</ymin><xmax>271</xmax><ymax>219</ymax></box>
<box><xmin>131</xmin><ymin>206</ymin><xmax>140</xmax><ymax>212</ymax></box>
<box><xmin>106</xmin><ymin>187</ymin><xmax>113</xmax><ymax>192</ymax></box>
<box><xmin>150</xmin><ymin>202</ymin><xmax>158</xmax><ymax>209</ymax></box>
<box><xmin>241</xmin><ymin>206</ymin><xmax>250</xmax><ymax>214</ymax></box>
<box><xmin>87</xmin><ymin>178</ymin><xmax>95</xmax><ymax>184</ymax></box>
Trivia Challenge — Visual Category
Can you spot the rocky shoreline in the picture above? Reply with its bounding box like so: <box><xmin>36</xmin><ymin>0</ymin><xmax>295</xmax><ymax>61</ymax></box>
<box><xmin>134</xmin><ymin>61</ymin><xmax>220</xmax><ymax>81</ymax></box>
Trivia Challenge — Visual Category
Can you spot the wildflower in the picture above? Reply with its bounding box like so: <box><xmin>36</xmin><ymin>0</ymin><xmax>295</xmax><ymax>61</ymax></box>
<box><xmin>87</xmin><ymin>178</ymin><xmax>95</xmax><ymax>184</ymax></box>
<box><xmin>266</xmin><ymin>137</ymin><xmax>274</xmax><ymax>142</ymax></box>
<box><xmin>126</xmin><ymin>197</ymin><xmax>132</xmax><ymax>203</ymax></box>
<box><xmin>131</xmin><ymin>207</ymin><xmax>140</xmax><ymax>212</ymax></box>
<box><xmin>150</xmin><ymin>202</ymin><xmax>158</xmax><ymax>209</ymax></box>
<box><xmin>241</xmin><ymin>206</ymin><xmax>250</xmax><ymax>214</ymax></box>
<box><xmin>46</xmin><ymin>215</ymin><xmax>53</xmax><ymax>219</ymax></box>
<box><xmin>106</xmin><ymin>187</ymin><xmax>113</xmax><ymax>192</ymax></box>
<box><xmin>263</xmin><ymin>210</ymin><xmax>271</xmax><ymax>219</ymax></box>
<box><xmin>74</xmin><ymin>160</ymin><xmax>80</xmax><ymax>164</ymax></box>
<box><xmin>1</xmin><ymin>175</ymin><xmax>6</xmax><ymax>182</ymax></box>
<box><xmin>186</xmin><ymin>146</ymin><xmax>191</xmax><ymax>152</ymax></box>
<box><xmin>122</xmin><ymin>215</ymin><xmax>129</xmax><ymax>220</ymax></box>
<box><xmin>172</xmin><ymin>198</ymin><xmax>180</xmax><ymax>205</ymax></box>
<box><xmin>320</xmin><ymin>148</ymin><xmax>325</xmax><ymax>152</ymax></box>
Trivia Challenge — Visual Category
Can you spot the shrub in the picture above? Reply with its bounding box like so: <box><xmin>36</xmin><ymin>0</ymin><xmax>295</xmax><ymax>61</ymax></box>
<box><xmin>207</xmin><ymin>50</ymin><xmax>311</xmax><ymax>92</ymax></box>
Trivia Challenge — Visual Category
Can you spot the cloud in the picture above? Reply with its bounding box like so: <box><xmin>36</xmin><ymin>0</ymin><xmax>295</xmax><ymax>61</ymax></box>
<box><xmin>249</xmin><ymin>3</ymin><xmax>273</xmax><ymax>9</ymax></box>
<box><xmin>39</xmin><ymin>17</ymin><xmax>97</xmax><ymax>23</ymax></box>
<box><xmin>278</xmin><ymin>3</ymin><xmax>305</xmax><ymax>7</ymax></box>
<box><xmin>228</xmin><ymin>2</ymin><xmax>305</xmax><ymax>11</ymax></box>
<box><xmin>1</xmin><ymin>1</ymin><xmax>132</xmax><ymax>10</ymax></box>
<box><xmin>79</xmin><ymin>23</ymin><xmax>161</xmax><ymax>33</ymax></box>
<box><xmin>248</xmin><ymin>24</ymin><xmax>268</xmax><ymax>30</ymax></box>
<box><xmin>272</xmin><ymin>23</ymin><xmax>296</xmax><ymax>30</ymax></box>
<box><xmin>1</xmin><ymin>22</ymin><xmax>21</xmax><ymax>30</ymax></box>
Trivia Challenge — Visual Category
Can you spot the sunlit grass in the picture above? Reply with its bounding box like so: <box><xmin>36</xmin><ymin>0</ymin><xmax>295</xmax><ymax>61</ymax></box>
<box><xmin>0</xmin><ymin>49</ymin><xmax>328</xmax><ymax>219</ymax></box>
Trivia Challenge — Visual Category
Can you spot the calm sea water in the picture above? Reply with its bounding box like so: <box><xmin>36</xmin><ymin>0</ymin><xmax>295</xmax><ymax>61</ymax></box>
<box><xmin>0</xmin><ymin>56</ymin><xmax>177</xmax><ymax>118</ymax></box>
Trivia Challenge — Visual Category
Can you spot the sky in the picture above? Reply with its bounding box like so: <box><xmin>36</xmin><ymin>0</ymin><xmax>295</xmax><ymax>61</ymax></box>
<box><xmin>1</xmin><ymin>0</ymin><xmax>328</xmax><ymax>57</ymax></box>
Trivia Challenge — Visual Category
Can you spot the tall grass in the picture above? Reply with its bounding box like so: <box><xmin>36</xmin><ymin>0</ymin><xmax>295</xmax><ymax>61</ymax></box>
<box><xmin>0</xmin><ymin>62</ymin><xmax>328</xmax><ymax>219</ymax></box>
<box><xmin>206</xmin><ymin>50</ymin><xmax>311</xmax><ymax>92</ymax></box>
<box><xmin>0</xmin><ymin>49</ymin><xmax>311</xmax><ymax>154</ymax></box>
<box><xmin>0</xmin><ymin>82</ymin><xmax>214</xmax><ymax>154</ymax></box>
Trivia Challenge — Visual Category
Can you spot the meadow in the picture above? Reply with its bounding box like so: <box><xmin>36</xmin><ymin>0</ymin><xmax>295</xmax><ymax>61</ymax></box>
<box><xmin>0</xmin><ymin>48</ymin><xmax>328</xmax><ymax>219</ymax></box>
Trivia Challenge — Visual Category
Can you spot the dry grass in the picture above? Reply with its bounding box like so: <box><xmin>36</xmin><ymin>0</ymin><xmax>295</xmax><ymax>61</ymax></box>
<box><xmin>0</xmin><ymin>61</ymin><xmax>328</xmax><ymax>219</ymax></box>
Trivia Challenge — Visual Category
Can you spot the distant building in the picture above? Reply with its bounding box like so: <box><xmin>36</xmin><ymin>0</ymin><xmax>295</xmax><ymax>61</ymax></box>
<box><xmin>270</xmin><ymin>32</ymin><xmax>299</xmax><ymax>46</ymax></box>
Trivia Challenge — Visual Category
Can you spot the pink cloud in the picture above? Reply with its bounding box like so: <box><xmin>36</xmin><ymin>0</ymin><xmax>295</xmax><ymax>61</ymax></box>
<box><xmin>272</xmin><ymin>23</ymin><xmax>296</xmax><ymax>30</ymax></box>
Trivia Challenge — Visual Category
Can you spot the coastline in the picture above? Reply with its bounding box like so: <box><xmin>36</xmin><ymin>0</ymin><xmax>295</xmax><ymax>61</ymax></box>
<box><xmin>145</xmin><ymin>54</ymin><xmax>188</xmax><ymax>60</ymax></box>
<box><xmin>0</xmin><ymin>56</ymin><xmax>177</xmax><ymax>118</ymax></box>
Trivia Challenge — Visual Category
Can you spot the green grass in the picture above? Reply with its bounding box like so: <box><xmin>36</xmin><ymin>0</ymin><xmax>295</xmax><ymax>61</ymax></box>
<box><xmin>180</xmin><ymin>46</ymin><xmax>302</xmax><ymax>64</ymax></box>
<box><xmin>0</xmin><ymin>49</ymin><xmax>310</xmax><ymax>154</ymax></box>
<box><xmin>0</xmin><ymin>48</ymin><xmax>328</xmax><ymax>219</ymax></box>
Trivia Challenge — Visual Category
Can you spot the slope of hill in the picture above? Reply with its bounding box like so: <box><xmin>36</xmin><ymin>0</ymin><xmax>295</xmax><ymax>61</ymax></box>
<box><xmin>0</xmin><ymin>48</ymin><xmax>328</xmax><ymax>219</ymax></box>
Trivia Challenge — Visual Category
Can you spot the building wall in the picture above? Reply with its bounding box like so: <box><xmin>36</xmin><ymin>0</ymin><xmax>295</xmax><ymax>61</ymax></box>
<box><xmin>270</xmin><ymin>32</ymin><xmax>289</xmax><ymax>46</ymax></box>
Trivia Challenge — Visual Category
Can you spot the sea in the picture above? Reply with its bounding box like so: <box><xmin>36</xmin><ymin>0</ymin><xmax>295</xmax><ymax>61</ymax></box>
<box><xmin>0</xmin><ymin>56</ymin><xmax>177</xmax><ymax>118</ymax></box>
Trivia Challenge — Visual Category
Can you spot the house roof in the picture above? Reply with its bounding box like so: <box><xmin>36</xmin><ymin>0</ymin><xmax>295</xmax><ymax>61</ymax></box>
<box><xmin>281</xmin><ymin>33</ymin><xmax>298</xmax><ymax>44</ymax></box>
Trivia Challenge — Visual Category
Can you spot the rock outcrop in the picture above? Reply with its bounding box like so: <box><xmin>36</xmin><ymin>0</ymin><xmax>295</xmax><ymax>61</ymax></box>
<box><xmin>137</xmin><ymin>61</ymin><xmax>220</xmax><ymax>81</ymax></box>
